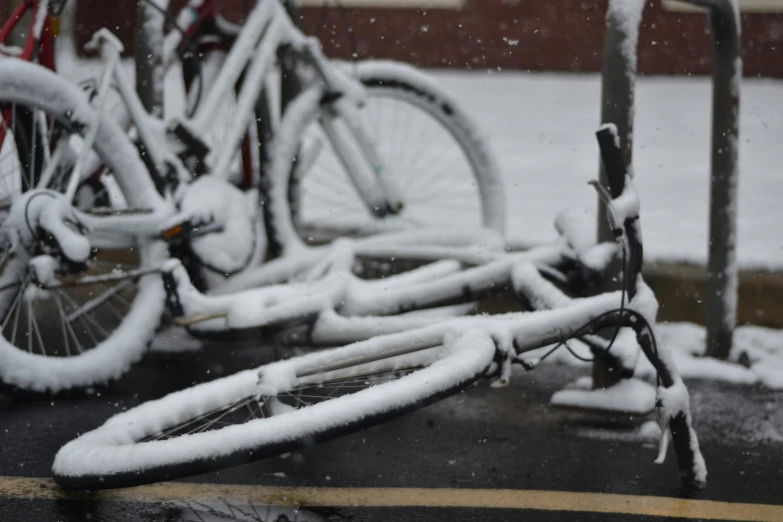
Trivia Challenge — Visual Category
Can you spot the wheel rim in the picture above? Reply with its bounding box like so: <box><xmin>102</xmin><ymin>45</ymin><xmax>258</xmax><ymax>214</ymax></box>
<box><xmin>0</xmin><ymin>253</ymin><xmax>142</xmax><ymax>357</ymax></box>
<box><xmin>0</xmin><ymin>101</ymin><xmax>142</xmax><ymax>358</ymax></box>
<box><xmin>296</xmin><ymin>88</ymin><xmax>484</xmax><ymax>240</ymax></box>
<box><xmin>141</xmin><ymin>367</ymin><xmax>421</xmax><ymax>442</ymax></box>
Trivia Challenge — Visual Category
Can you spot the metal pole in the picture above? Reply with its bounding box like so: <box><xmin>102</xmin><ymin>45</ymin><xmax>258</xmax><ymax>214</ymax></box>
<box><xmin>678</xmin><ymin>0</ymin><xmax>741</xmax><ymax>359</ymax></box>
<box><xmin>135</xmin><ymin>0</ymin><xmax>169</xmax><ymax>117</ymax></box>
<box><xmin>597</xmin><ymin>0</ymin><xmax>645</xmax><ymax>241</ymax></box>
<box><xmin>594</xmin><ymin>0</ymin><xmax>645</xmax><ymax>388</ymax></box>
<box><xmin>279</xmin><ymin>0</ymin><xmax>304</xmax><ymax>113</ymax></box>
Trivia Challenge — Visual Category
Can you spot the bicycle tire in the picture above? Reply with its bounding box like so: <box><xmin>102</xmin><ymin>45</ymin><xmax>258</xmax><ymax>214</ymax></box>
<box><xmin>53</xmin><ymin>329</ymin><xmax>495</xmax><ymax>489</ymax></box>
<box><xmin>268</xmin><ymin>60</ymin><xmax>505</xmax><ymax>254</ymax></box>
<box><xmin>0</xmin><ymin>59</ymin><xmax>167</xmax><ymax>393</ymax></box>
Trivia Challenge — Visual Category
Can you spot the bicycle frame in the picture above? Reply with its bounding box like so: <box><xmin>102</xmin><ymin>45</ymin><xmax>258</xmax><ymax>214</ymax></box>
<box><xmin>3</xmin><ymin>0</ymin><xmax>415</xmax><ymax>254</ymax></box>
<box><xmin>160</xmin><ymin>144</ymin><xmax>707</xmax><ymax>490</ymax></box>
<box><xmin>0</xmin><ymin>0</ymin><xmax>57</xmax><ymax>68</ymax></box>
<box><xmin>0</xmin><ymin>2</ymin><xmax>160</xmax><ymax>245</ymax></box>
<box><xmin>156</xmin><ymin>0</ymin><xmax>404</xmax><ymax>216</ymax></box>
<box><xmin>59</xmin><ymin>2</ymin><xmax>300</xmax><ymax>247</ymax></box>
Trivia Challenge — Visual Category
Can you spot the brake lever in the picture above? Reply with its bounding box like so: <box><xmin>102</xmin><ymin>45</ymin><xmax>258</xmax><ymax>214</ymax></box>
<box><xmin>588</xmin><ymin>179</ymin><xmax>629</xmax><ymax>255</ymax></box>
<box><xmin>588</xmin><ymin>180</ymin><xmax>619</xmax><ymax>228</ymax></box>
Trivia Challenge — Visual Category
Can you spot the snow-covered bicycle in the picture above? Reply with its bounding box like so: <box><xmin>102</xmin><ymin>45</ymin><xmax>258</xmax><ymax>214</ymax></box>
<box><xmin>52</xmin><ymin>128</ymin><xmax>707</xmax><ymax>492</ymax></box>
<box><xmin>0</xmin><ymin>0</ymin><xmax>502</xmax><ymax>392</ymax></box>
<box><xmin>144</xmin><ymin>0</ymin><xmax>505</xmax><ymax>248</ymax></box>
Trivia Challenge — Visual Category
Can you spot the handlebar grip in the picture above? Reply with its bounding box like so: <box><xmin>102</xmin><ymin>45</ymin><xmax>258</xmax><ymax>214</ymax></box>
<box><xmin>596</xmin><ymin>124</ymin><xmax>627</xmax><ymax>199</ymax></box>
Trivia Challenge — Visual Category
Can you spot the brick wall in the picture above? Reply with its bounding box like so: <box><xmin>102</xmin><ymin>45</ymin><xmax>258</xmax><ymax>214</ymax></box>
<box><xmin>297</xmin><ymin>0</ymin><xmax>783</xmax><ymax>77</ymax></box>
<box><xmin>3</xmin><ymin>0</ymin><xmax>782</xmax><ymax>77</ymax></box>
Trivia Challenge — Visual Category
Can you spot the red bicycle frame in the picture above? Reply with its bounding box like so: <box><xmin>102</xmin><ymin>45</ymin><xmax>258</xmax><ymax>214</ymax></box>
<box><xmin>0</xmin><ymin>0</ymin><xmax>58</xmax><ymax>152</ymax></box>
<box><xmin>0</xmin><ymin>0</ymin><xmax>57</xmax><ymax>69</ymax></box>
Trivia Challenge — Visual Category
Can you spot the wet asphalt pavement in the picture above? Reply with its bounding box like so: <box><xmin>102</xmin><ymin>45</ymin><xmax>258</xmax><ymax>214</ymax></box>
<box><xmin>0</xmin><ymin>335</ymin><xmax>782</xmax><ymax>522</ymax></box>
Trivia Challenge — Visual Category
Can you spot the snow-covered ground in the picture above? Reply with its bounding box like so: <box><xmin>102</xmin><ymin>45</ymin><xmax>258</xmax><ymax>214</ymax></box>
<box><xmin>431</xmin><ymin>70</ymin><xmax>783</xmax><ymax>271</ymax></box>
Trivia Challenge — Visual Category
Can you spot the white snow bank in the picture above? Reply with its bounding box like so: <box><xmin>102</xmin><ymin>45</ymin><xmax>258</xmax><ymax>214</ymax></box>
<box><xmin>645</xmin><ymin>322</ymin><xmax>783</xmax><ymax>389</ymax></box>
<box><xmin>149</xmin><ymin>326</ymin><xmax>203</xmax><ymax>353</ymax></box>
<box><xmin>551</xmin><ymin>377</ymin><xmax>655</xmax><ymax>414</ymax></box>
<box><xmin>539</xmin><ymin>321</ymin><xmax>783</xmax><ymax>390</ymax></box>
<box><xmin>430</xmin><ymin>70</ymin><xmax>783</xmax><ymax>271</ymax></box>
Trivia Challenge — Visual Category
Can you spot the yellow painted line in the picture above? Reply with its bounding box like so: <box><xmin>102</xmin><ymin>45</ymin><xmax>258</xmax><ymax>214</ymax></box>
<box><xmin>1</xmin><ymin>476</ymin><xmax>782</xmax><ymax>521</ymax></box>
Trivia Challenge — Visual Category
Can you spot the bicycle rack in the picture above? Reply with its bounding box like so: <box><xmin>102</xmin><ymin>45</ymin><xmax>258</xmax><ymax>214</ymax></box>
<box><xmin>135</xmin><ymin>0</ymin><xmax>166</xmax><ymax>117</ymax></box>
<box><xmin>597</xmin><ymin>0</ymin><xmax>741</xmax><ymax>365</ymax></box>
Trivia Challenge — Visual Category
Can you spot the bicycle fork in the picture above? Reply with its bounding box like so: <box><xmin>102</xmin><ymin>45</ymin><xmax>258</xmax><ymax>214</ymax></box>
<box><xmin>305</xmin><ymin>46</ymin><xmax>405</xmax><ymax>218</ymax></box>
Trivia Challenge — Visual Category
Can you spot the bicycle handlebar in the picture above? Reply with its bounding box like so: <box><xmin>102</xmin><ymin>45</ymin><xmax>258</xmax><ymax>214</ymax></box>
<box><xmin>595</xmin><ymin>123</ymin><xmax>644</xmax><ymax>299</ymax></box>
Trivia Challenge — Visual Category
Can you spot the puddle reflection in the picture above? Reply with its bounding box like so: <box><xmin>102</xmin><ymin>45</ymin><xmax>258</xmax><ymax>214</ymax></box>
<box><xmin>164</xmin><ymin>500</ymin><xmax>325</xmax><ymax>522</ymax></box>
<box><xmin>52</xmin><ymin>498</ymin><xmax>327</xmax><ymax>522</ymax></box>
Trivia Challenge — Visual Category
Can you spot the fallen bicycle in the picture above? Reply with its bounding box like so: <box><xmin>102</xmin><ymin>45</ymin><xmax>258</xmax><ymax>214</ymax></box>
<box><xmin>52</xmin><ymin>128</ymin><xmax>707</xmax><ymax>493</ymax></box>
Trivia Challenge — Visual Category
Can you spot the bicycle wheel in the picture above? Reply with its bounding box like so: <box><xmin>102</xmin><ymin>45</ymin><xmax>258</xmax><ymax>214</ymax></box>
<box><xmin>53</xmin><ymin>329</ymin><xmax>495</xmax><ymax>489</ymax></box>
<box><xmin>278</xmin><ymin>60</ymin><xmax>505</xmax><ymax>247</ymax></box>
<box><xmin>0</xmin><ymin>59</ymin><xmax>167</xmax><ymax>393</ymax></box>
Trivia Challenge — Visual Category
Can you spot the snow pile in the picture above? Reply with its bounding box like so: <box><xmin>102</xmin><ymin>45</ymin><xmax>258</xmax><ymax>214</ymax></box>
<box><xmin>149</xmin><ymin>326</ymin><xmax>203</xmax><ymax>353</ymax></box>
<box><xmin>638</xmin><ymin>322</ymin><xmax>783</xmax><ymax>389</ymax></box>
<box><xmin>551</xmin><ymin>376</ymin><xmax>656</xmax><ymax>414</ymax></box>
<box><xmin>535</xmin><ymin>322</ymin><xmax>783</xmax><ymax>390</ymax></box>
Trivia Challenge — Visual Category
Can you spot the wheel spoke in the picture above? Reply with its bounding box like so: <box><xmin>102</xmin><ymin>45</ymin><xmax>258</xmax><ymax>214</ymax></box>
<box><xmin>29</xmin><ymin>301</ymin><xmax>47</xmax><ymax>356</ymax></box>
<box><xmin>280</xmin><ymin>392</ymin><xmax>310</xmax><ymax>408</ymax></box>
<box><xmin>54</xmin><ymin>291</ymin><xmax>86</xmax><ymax>354</ymax></box>
<box><xmin>142</xmin><ymin>367</ymin><xmax>422</xmax><ymax>442</ymax></box>
<box><xmin>299</xmin><ymin>88</ymin><xmax>485</xmax><ymax>238</ymax></box>
<box><xmin>64</xmin><ymin>279</ymin><xmax>133</xmax><ymax>324</ymax></box>
<box><xmin>2</xmin><ymin>276</ymin><xmax>28</xmax><ymax>330</ymax></box>
<box><xmin>29</xmin><ymin>107</ymin><xmax>38</xmax><ymax>188</ymax></box>
<box><xmin>147</xmin><ymin>397</ymin><xmax>255</xmax><ymax>441</ymax></box>
<box><xmin>10</xmin><ymin>288</ymin><xmax>22</xmax><ymax>346</ymax></box>
<box><xmin>58</xmin><ymin>293</ymin><xmax>72</xmax><ymax>356</ymax></box>
<box><xmin>26</xmin><ymin>300</ymin><xmax>32</xmax><ymax>353</ymax></box>
<box><xmin>58</xmin><ymin>289</ymin><xmax>103</xmax><ymax>346</ymax></box>
<box><xmin>99</xmin><ymin>285</ymin><xmax>127</xmax><ymax>321</ymax></box>
<box><xmin>110</xmin><ymin>287</ymin><xmax>134</xmax><ymax>309</ymax></box>
<box><xmin>188</xmin><ymin>398</ymin><xmax>254</xmax><ymax>435</ymax></box>
<box><xmin>0</xmin><ymin>96</ymin><xmax>150</xmax><ymax>369</ymax></box>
